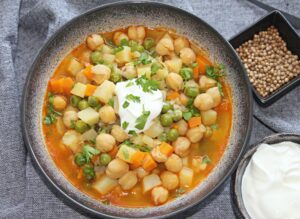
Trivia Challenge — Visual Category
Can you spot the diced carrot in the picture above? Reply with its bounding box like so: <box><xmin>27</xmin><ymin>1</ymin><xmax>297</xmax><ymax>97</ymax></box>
<box><xmin>61</xmin><ymin>77</ymin><xmax>74</xmax><ymax>95</ymax></box>
<box><xmin>83</xmin><ymin>65</ymin><xmax>94</xmax><ymax>80</ymax></box>
<box><xmin>108</xmin><ymin>146</ymin><xmax>119</xmax><ymax>158</ymax></box>
<box><xmin>159</xmin><ymin>142</ymin><xmax>173</xmax><ymax>157</ymax></box>
<box><xmin>85</xmin><ymin>84</ymin><xmax>97</xmax><ymax>96</ymax></box>
<box><xmin>142</xmin><ymin>154</ymin><xmax>157</xmax><ymax>172</ymax></box>
<box><xmin>49</xmin><ymin>78</ymin><xmax>63</xmax><ymax>93</ymax></box>
<box><xmin>193</xmin><ymin>66</ymin><xmax>200</xmax><ymax>79</ymax></box>
<box><xmin>188</xmin><ymin>117</ymin><xmax>202</xmax><ymax>128</ymax></box>
<box><xmin>131</xmin><ymin>151</ymin><xmax>146</xmax><ymax>169</ymax></box>
<box><xmin>196</xmin><ymin>55</ymin><xmax>212</xmax><ymax>74</ymax></box>
<box><xmin>166</xmin><ymin>91</ymin><xmax>180</xmax><ymax>100</ymax></box>
<box><xmin>77</xmin><ymin>168</ymin><xmax>83</xmax><ymax>180</ymax></box>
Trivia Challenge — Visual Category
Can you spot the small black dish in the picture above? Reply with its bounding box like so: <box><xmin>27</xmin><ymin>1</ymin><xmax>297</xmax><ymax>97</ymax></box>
<box><xmin>231</xmin><ymin>133</ymin><xmax>300</xmax><ymax>219</ymax></box>
<box><xmin>229</xmin><ymin>10</ymin><xmax>300</xmax><ymax>107</ymax></box>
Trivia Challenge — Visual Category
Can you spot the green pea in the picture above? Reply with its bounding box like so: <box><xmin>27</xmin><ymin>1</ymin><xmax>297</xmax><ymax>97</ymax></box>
<box><xmin>129</xmin><ymin>40</ymin><xmax>144</xmax><ymax>52</ymax></box>
<box><xmin>74</xmin><ymin>153</ymin><xmax>86</xmax><ymax>166</ymax></box>
<box><xmin>162</xmin><ymin>103</ymin><xmax>173</xmax><ymax>113</ymax></box>
<box><xmin>184</xmin><ymin>87</ymin><xmax>199</xmax><ymax>97</ymax></box>
<box><xmin>88</xmin><ymin>96</ymin><xmax>100</xmax><ymax>107</ymax></box>
<box><xmin>160</xmin><ymin>113</ymin><xmax>173</xmax><ymax>127</ymax></box>
<box><xmin>100</xmin><ymin>153</ymin><xmax>112</xmax><ymax>165</ymax></box>
<box><xmin>159</xmin><ymin>133</ymin><xmax>167</xmax><ymax>142</ymax></box>
<box><xmin>137</xmin><ymin>45</ymin><xmax>144</xmax><ymax>52</ymax></box>
<box><xmin>70</xmin><ymin>95</ymin><xmax>81</xmax><ymax>107</ymax></box>
<box><xmin>143</xmin><ymin>37</ymin><xmax>155</xmax><ymax>50</ymax></box>
<box><xmin>78</xmin><ymin>99</ymin><xmax>89</xmax><ymax>110</ymax></box>
<box><xmin>75</xmin><ymin>120</ymin><xmax>89</xmax><ymax>133</ymax></box>
<box><xmin>167</xmin><ymin>129</ymin><xmax>179</xmax><ymax>141</ymax></box>
<box><xmin>179</xmin><ymin>68</ymin><xmax>193</xmax><ymax>81</ymax></box>
<box><xmin>91</xmin><ymin>51</ymin><xmax>102</xmax><ymax>64</ymax></box>
<box><xmin>151</xmin><ymin>62</ymin><xmax>161</xmax><ymax>75</ymax></box>
<box><xmin>172</xmin><ymin>110</ymin><xmax>183</xmax><ymax>122</ymax></box>
<box><xmin>110</xmin><ymin>71</ymin><xmax>122</xmax><ymax>83</ymax></box>
<box><xmin>83</xmin><ymin>165</ymin><xmax>95</xmax><ymax>181</ymax></box>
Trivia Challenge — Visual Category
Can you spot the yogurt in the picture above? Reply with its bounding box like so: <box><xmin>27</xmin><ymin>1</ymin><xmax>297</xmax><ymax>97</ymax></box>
<box><xmin>242</xmin><ymin>141</ymin><xmax>300</xmax><ymax>219</ymax></box>
<box><xmin>115</xmin><ymin>78</ymin><xmax>163</xmax><ymax>134</ymax></box>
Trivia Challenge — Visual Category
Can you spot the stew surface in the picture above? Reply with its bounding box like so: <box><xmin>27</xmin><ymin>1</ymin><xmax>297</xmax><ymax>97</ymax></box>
<box><xmin>42</xmin><ymin>26</ymin><xmax>232</xmax><ymax>207</ymax></box>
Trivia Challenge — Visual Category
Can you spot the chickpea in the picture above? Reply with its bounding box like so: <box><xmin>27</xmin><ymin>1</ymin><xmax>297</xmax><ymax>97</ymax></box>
<box><xmin>174</xmin><ymin>37</ymin><xmax>189</xmax><ymax>54</ymax></box>
<box><xmin>63</xmin><ymin>110</ymin><xmax>78</xmax><ymax>128</ymax></box>
<box><xmin>199</xmin><ymin>75</ymin><xmax>217</xmax><ymax>91</ymax></box>
<box><xmin>96</xmin><ymin>133</ymin><xmax>116</xmax><ymax>152</ymax></box>
<box><xmin>206</xmin><ymin>87</ymin><xmax>222</xmax><ymax>107</ymax></box>
<box><xmin>91</xmin><ymin>64</ymin><xmax>111</xmax><ymax>85</ymax></box>
<box><xmin>164</xmin><ymin>57</ymin><xmax>182</xmax><ymax>74</ymax></box>
<box><xmin>106</xmin><ymin>158</ymin><xmax>129</xmax><ymax>179</ymax></box>
<box><xmin>151</xmin><ymin>186</ymin><xmax>169</xmax><ymax>205</ymax></box>
<box><xmin>176</xmin><ymin>120</ymin><xmax>188</xmax><ymax>135</ymax></box>
<box><xmin>204</xmin><ymin>126</ymin><xmax>213</xmax><ymax>138</ymax></box>
<box><xmin>180</xmin><ymin>48</ymin><xmax>196</xmax><ymax>65</ymax></box>
<box><xmin>201</xmin><ymin>110</ymin><xmax>217</xmax><ymax>126</ymax></box>
<box><xmin>186</xmin><ymin>124</ymin><xmax>206</xmax><ymax>143</ymax></box>
<box><xmin>166</xmin><ymin>73</ymin><xmax>183</xmax><ymax>91</ymax></box>
<box><xmin>99</xmin><ymin>105</ymin><xmax>116</xmax><ymax>124</ymax></box>
<box><xmin>76</xmin><ymin>70</ymin><xmax>90</xmax><ymax>84</ymax></box>
<box><xmin>160</xmin><ymin>171</ymin><xmax>179</xmax><ymax>190</ymax></box>
<box><xmin>179</xmin><ymin>93</ymin><xmax>189</xmax><ymax>106</ymax></box>
<box><xmin>86</xmin><ymin>34</ymin><xmax>104</xmax><ymax>50</ymax></box>
<box><xmin>173</xmin><ymin>137</ymin><xmax>191</xmax><ymax>157</ymax></box>
<box><xmin>156</xmin><ymin>34</ymin><xmax>174</xmax><ymax>56</ymax></box>
<box><xmin>127</xmin><ymin>26</ymin><xmax>146</xmax><ymax>44</ymax></box>
<box><xmin>113</xmin><ymin>31</ymin><xmax>129</xmax><ymax>46</ymax></box>
<box><xmin>53</xmin><ymin>95</ymin><xmax>67</xmax><ymax>111</ymax></box>
<box><xmin>111</xmin><ymin>125</ymin><xmax>129</xmax><ymax>142</ymax></box>
<box><xmin>118</xmin><ymin>171</ymin><xmax>138</xmax><ymax>190</ymax></box>
<box><xmin>151</xmin><ymin>146</ymin><xmax>168</xmax><ymax>163</ymax></box>
<box><xmin>121</xmin><ymin>64</ymin><xmax>137</xmax><ymax>79</ymax></box>
<box><xmin>193</xmin><ymin>93</ymin><xmax>214</xmax><ymax>111</ymax></box>
<box><xmin>165</xmin><ymin>154</ymin><xmax>183</xmax><ymax>173</ymax></box>
<box><xmin>135</xmin><ymin>167</ymin><xmax>149</xmax><ymax>179</ymax></box>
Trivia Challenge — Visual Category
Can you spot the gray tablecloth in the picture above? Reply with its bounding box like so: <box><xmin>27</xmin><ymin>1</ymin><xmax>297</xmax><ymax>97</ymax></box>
<box><xmin>0</xmin><ymin>0</ymin><xmax>299</xmax><ymax>218</ymax></box>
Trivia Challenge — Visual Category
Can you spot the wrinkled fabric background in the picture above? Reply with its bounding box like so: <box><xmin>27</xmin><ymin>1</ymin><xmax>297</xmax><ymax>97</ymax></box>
<box><xmin>0</xmin><ymin>0</ymin><xmax>299</xmax><ymax>218</ymax></box>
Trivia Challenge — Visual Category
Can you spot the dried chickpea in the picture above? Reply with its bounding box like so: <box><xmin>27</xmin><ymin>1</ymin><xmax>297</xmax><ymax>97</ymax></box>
<box><xmin>127</xmin><ymin>26</ymin><xmax>146</xmax><ymax>44</ymax></box>
<box><xmin>151</xmin><ymin>186</ymin><xmax>169</xmax><ymax>205</ymax></box>
<box><xmin>180</xmin><ymin>48</ymin><xmax>196</xmax><ymax>65</ymax></box>
<box><xmin>201</xmin><ymin>110</ymin><xmax>217</xmax><ymax>126</ymax></box>
<box><xmin>63</xmin><ymin>110</ymin><xmax>78</xmax><ymax>128</ymax></box>
<box><xmin>186</xmin><ymin>125</ymin><xmax>206</xmax><ymax>143</ymax></box>
<box><xmin>53</xmin><ymin>95</ymin><xmax>67</xmax><ymax>111</ymax></box>
<box><xmin>151</xmin><ymin>146</ymin><xmax>168</xmax><ymax>163</ymax></box>
<box><xmin>160</xmin><ymin>171</ymin><xmax>179</xmax><ymax>190</ymax></box>
<box><xmin>166</xmin><ymin>73</ymin><xmax>183</xmax><ymax>91</ymax></box>
<box><xmin>113</xmin><ymin>32</ymin><xmax>129</xmax><ymax>46</ymax></box>
<box><xmin>193</xmin><ymin>93</ymin><xmax>214</xmax><ymax>111</ymax></box>
<box><xmin>96</xmin><ymin>133</ymin><xmax>116</xmax><ymax>152</ymax></box>
<box><xmin>99</xmin><ymin>105</ymin><xmax>116</xmax><ymax>124</ymax></box>
<box><xmin>199</xmin><ymin>75</ymin><xmax>217</xmax><ymax>91</ymax></box>
<box><xmin>176</xmin><ymin>119</ymin><xmax>188</xmax><ymax>136</ymax></box>
<box><xmin>173</xmin><ymin>137</ymin><xmax>191</xmax><ymax>157</ymax></box>
<box><xmin>165</xmin><ymin>154</ymin><xmax>183</xmax><ymax>173</ymax></box>
<box><xmin>206</xmin><ymin>87</ymin><xmax>221</xmax><ymax>107</ymax></box>
<box><xmin>156</xmin><ymin>34</ymin><xmax>174</xmax><ymax>56</ymax></box>
<box><xmin>106</xmin><ymin>158</ymin><xmax>129</xmax><ymax>179</ymax></box>
<box><xmin>111</xmin><ymin>125</ymin><xmax>129</xmax><ymax>142</ymax></box>
<box><xmin>86</xmin><ymin>34</ymin><xmax>104</xmax><ymax>50</ymax></box>
<box><xmin>174</xmin><ymin>37</ymin><xmax>189</xmax><ymax>54</ymax></box>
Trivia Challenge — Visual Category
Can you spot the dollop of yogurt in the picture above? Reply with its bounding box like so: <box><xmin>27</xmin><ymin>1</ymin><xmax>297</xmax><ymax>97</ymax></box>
<box><xmin>242</xmin><ymin>141</ymin><xmax>300</xmax><ymax>219</ymax></box>
<box><xmin>115</xmin><ymin>78</ymin><xmax>163</xmax><ymax>134</ymax></box>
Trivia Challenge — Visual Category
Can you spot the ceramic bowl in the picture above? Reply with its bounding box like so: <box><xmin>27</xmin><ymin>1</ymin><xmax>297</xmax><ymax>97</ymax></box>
<box><xmin>21</xmin><ymin>1</ymin><xmax>253</xmax><ymax>218</ymax></box>
<box><xmin>231</xmin><ymin>133</ymin><xmax>300</xmax><ymax>218</ymax></box>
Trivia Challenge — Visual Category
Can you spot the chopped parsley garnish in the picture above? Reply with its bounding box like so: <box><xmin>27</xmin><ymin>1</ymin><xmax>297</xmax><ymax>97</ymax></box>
<box><xmin>134</xmin><ymin>144</ymin><xmax>151</xmax><ymax>152</ymax></box>
<box><xmin>217</xmin><ymin>81</ymin><xmax>224</xmax><ymax>96</ymax></box>
<box><xmin>122</xmin><ymin>101</ymin><xmax>129</xmax><ymax>108</ymax></box>
<box><xmin>82</xmin><ymin>145</ymin><xmax>100</xmax><ymax>163</ymax></box>
<box><xmin>183</xmin><ymin>111</ymin><xmax>193</xmax><ymax>121</ymax></box>
<box><xmin>126</xmin><ymin>94</ymin><xmax>140</xmax><ymax>103</ymax></box>
<box><xmin>191</xmin><ymin>62</ymin><xmax>198</xmax><ymax>68</ymax></box>
<box><xmin>134</xmin><ymin>52</ymin><xmax>152</xmax><ymax>65</ymax></box>
<box><xmin>120</xmin><ymin>38</ymin><xmax>129</xmax><ymax>46</ymax></box>
<box><xmin>128</xmin><ymin>130</ymin><xmax>137</xmax><ymax>136</ymax></box>
<box><xmin>122</xmin><ymin>148</ymin><xmax>130</xmax><ymax>160</ymax></box>
<box><xmin>126</xmin><ymin>81</ymin><xmax>134</xmax><ymax>87</ymax></box>
<box><xmin>135</xmin><ymin>75</ymin><xmax>159</xmax><ymax>93</ymax></box>
<box><xmin>113</xmin><ymin>46</ymin><xmax>124</xmax><ymax>54</ymax></box>
<box><xmin>122</xmin><ymin>121</ymin><xmax>129</xmax><ymax>129</ymax></box>
<box><xmin>206</xmin><ymin>64</ymin><xmax>225</xmax><ymax>96</ymax></box>
<box><xmin>108</xmin><ymin>98</ymin><xmax>114</xmax><ymax>107</ymax></box>
<box><xmin>179</xmin><ymin>68</ymin><xmax>193</xmax><ymax>81</ymax></box>
<box><xmin>135</xmin><ymin>106</ymin><xmax>150</xmax><ymax>130</ymax></box>
<box><xmin>150</xmin><ymin>62</ymin><xmax>161</xmax><ymax>75</ymax></box>
<box><xmin>202</xmin><ymin>155</ymin><xmax>211</xmax><ymax>164</ymax></box>
<box><xmin>43</xmin><ymin>92</ymin><xmax>62</xmax><ymax>125</ymax></box>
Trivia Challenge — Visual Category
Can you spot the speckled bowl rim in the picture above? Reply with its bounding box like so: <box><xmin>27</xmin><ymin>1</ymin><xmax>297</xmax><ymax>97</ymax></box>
<box><xmin>21</xmin><ymin>1</ymin><xmax>253</xmax><ymax>218</ymax></box>
<box><xmin>231</xmin><ymin>133</ymin><xmax>300</xmax><ymax>219</ymax></box>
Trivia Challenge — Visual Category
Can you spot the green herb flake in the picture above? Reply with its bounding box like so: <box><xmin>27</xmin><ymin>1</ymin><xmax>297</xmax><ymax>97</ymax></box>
<box><xmin>122</xmin><ymin>121</ymin><xmax>129</xmax><ymax>129</ymax></box>
<box><xmin>126</xmin><ymin>81</ymin><xmax>134</xmax><ymax>87</ymax></box>
<box><xmin>202</xmin><ymin>155</ymin><xmax>211</xmax><ymax>164</ymax></box>
<box><xmin>128</xmin><ymin>130</ymin><xmax>137</xmax><ymax>136</ymax></box>
<box><xmin>108</xmin><ymin>98</ymin><xmax>114</xmax><ymax>107</ymax></box>
<box><xmin>150</xmin><ymin>62</ymin><xmax>161</xmax><ymax>75</ymax></box>
<box><xmin>122</xmin><ymin>148</ymin><xmax>130</xmax><ymax>160</ymax></box>
<box><xmin>211</xmin><ymin>124</ymin><xmax>219</xmax><ymax>130</ymax></box>
<box><xmin>126</xmin><ymin>94</ymin><xmax>141</xmax><ymax>103</ymax></box>
<box><xmin>43</xmin><ymin>92</ymin><xmax>62</xmax><ymax>125</ymax></box>
<box><xmin>191</xmin><ymin>62</ymin><xmax>198</xmax><ymax>68</ymax></box>
<box><xmin>206</xmin><ymin>64</ymin><xmax>225</xmax><ymax>81</ymax></box>
<box><xmin>82</xmin><ymin>145</ymin><xmax>100</xmax><ymax>163</ymax></box>
<box><xmin>135</xmin><ymin>75</ymin><xmax>159</xmax><ymax>93</ymax></box>
<box><xmin>135</xmin><ymin>106</ymin><xmax>150</xmax><ymax>130</ymax></box>
<box><xmin>113</xmin><ymin>46</ymin><xmax>124</xmax><ymax>54</ymax></box>
<box><xmin>217</xmin><ymin>81</ymin><xmax>224</xmax><ymax>97</ymax></box>
<box><xmin>135</xmin><ymin>144</ymin><xmax>151</xmax><ymax>152</ymax></box>
<box><xmin>122</xmin><ymin>101</ymin><xmax>130</xmax><ymax>108</ymax></box>
<box><xmin>183</xmin><ymin>111</ymin><xmax>193</xmax><ymax>121</ymax></box>
<box><xmin>179</xmin><ymin>68</ymin><xmax>193</xmax><ymax>81</ymax></box>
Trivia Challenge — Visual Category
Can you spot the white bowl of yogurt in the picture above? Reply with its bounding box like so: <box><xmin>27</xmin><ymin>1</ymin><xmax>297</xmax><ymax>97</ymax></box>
<box><xmin>231</xmin><ymin>133</ymin><xmax>300</xmax><ymax>219</ymax></box>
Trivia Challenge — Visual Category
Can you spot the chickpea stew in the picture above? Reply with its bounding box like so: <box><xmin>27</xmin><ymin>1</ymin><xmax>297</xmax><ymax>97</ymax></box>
<box><xmin>42</xmin><ymin>26</ymin><xmax>232</xmax><ymax>207</ymax></box>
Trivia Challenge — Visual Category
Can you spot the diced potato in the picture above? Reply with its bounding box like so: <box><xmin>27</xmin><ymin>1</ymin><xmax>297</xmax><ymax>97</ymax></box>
<box><xmin>131</xmin><ymin>134</ymin><xmax>144</xmax><ymax>145</ymax></box>
<box><xmin>81</xmin><ymin>128</ymin><xmax>98</xmax><ymax>141</ymax></box>
<box><xmin>116</xmin><ymin>144</ymin><xmax>137</xmax><ymax>163</ymax></box>
<box><xmin>68</xmin><ymin>58</ymin><xmax>84</xmax><ymax>76</ymax></box>
<box><xmin>142</xmin><ymin>174</ymin><xmax>162</xmax><ymax>193</ymax></box>
<box><xmin>71</xmin><ymin>82</ymin><xmax>87</xmax><ymax>98</ymax></box>
<box><xmin>144</xmin><ymin>121</ymin><xmax>164</xmax><ymax>138</ymax></box>
<box><xmin>77</xmin><ymin>107</ymin><xmax>99</xmax><ymax>125</ymax></box>
<box><xmin>201</xmin><ymin>110</ymin><xmax>217</xmax><ymax>126</ymax></box>
<box><xmin>62</xmin><ymin>130</ymin><xmax>81</xmax><ymax>153</ymax></box>
<box><xmin>93</xmin><ymin>175</ymin><xmax>118</xmax><ymax>195</ymax></box>
<box><xmin>56</xmin><ymin>117</ymin><xmax>65</xmax><ymax>135</ymax></box>
<box><xmin>91</xmin><ymin>64</ymin><xmax>111</xmax><ymax>85</ymax></box>
<box><xmin>93</xmin><ymin>80</ymin><xmax>116</xmax><ymax>103</ymax></box>
<box><xmin>115</xmin><ymin>46</ymin><xmax>131</xmax><ymax>64</ymax></box>
<box><xmin>164</xmin><ymin>57</ymin><xmax>182</xmax><ymax>73</ymax></box>
<box><xmin>179</xmin><ymin>167</ymin><xmax>194</xmax><ymax>187</ymax></box>
<box><xmin>182</xmin><ymin>157</ymin><xmax>189</xmax><ymax>166</ymax></box>
<box><xmin>101</xmin><ymin>44</ymin><xmax>113</xmax><ymax>54</ymax></box>
<box><xmin>102</xmin><ymin>54</ymin><xmax>115</xmax><ymax>64</ymax></box>
<box><xmin>142</xmin><ymin>135</ymin><xmax>154</xmax><ymax>148</ymax></box>
<box><xmin>137</xmin><ymin>64</ymin><xmax>151</xmax><ymax>78</ymax></box>
<box><xmin>118</xmin><ymin>171</ymin><xmax>138</xmax><ymax>190</ymax></box>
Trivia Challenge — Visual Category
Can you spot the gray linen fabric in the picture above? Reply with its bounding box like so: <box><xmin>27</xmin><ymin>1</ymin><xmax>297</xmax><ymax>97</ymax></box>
<box><xmin>0</xmin><ymin>0</ymin><xmax>299</xmax><ymax>218</ymax></box>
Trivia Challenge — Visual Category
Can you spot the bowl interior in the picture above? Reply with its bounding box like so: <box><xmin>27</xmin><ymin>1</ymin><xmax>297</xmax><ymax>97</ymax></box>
<box><xmin>232</xmin><ymin>133</ymin><xmax>300</xmax><ymax>219</ymax></box>
<box><xmin>22</xmin><ymin>2</ymin><xmax>252</xmax><ymax>218</ymax></box>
